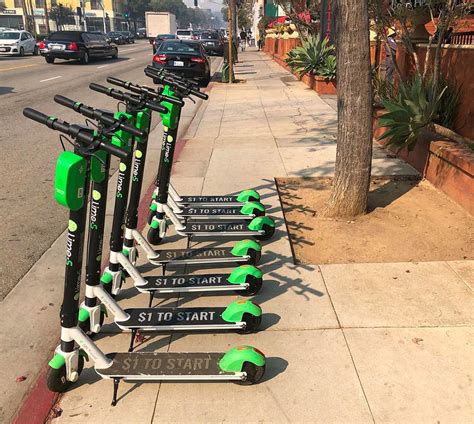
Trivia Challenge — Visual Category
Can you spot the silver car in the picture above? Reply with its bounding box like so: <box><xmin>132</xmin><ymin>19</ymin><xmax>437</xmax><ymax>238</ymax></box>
<box><xmin>0</xmin><ymin>30</ymin><xmax>38</xmax><ymax>56</ymax></box>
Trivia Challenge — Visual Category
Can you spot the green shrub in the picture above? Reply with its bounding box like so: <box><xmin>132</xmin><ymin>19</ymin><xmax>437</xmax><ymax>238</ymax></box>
<box><xmin>285</xmin><ymin>35</ymin><xmax>334</xmax><ymax>77</ymax></box>
<box><xmin>317</xmin><ymin>54</ymin><xmax>336</xmax><ymax>80</ymax></box>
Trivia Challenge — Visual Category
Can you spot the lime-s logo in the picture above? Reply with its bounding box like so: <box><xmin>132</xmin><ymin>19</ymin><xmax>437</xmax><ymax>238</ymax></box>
<box><xmin>66</xmin><ymin>220</ymin><xmax>77</xmax><ymax>266</ymax></box>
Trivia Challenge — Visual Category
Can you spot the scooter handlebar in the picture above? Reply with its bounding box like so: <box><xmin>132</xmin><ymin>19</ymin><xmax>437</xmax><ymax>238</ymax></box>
<box><xmin>54</xmin><ymin>95</ymin><xmax>146</xmax><ymax>138</ymax></box>
<box><xmin>23</xmin><ymin>107</ymin><xmax>130</xmax><ymax>161</ymax></box>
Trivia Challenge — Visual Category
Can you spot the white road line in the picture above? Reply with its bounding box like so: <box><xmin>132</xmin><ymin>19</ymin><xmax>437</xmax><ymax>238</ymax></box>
<box><xmin>119</xmin><ymin>47</ymin><xmax>141</xmax><ymax>53</ymax></box>
<box><xmin>128</xmin><ymin>57</ymin><xmax>136</xmax><ymax>61</ymax></box>
<box><xmin>97</xmin><ymin>64</ymin><xmax>109</xmax><ymax>69</ymax></box>
<box><xmin>40</xmin><ymin>75</ymin><xmax>62</xmax><ymax>83</ymax></box>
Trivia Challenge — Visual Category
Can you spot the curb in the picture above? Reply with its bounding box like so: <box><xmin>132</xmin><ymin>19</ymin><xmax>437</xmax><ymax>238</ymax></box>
<box><xmin>11</xmin><ymin>70</ymin><xmax>216</xmax><ymax>424</ymax></box>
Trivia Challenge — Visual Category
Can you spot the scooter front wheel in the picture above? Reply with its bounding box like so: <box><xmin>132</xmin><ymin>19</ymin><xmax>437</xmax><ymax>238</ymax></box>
<box><xmin>147</xmin><ymin>209</ymin><xmax>155</xmax><ymax>225</ymax></box>
<box><xmin>147</xmin><ymin>226</ymin><xmax>163</xmax><ymax>245</ymax></box>
<box><xmin>46</xmin><ymin>355</ymin><xmax>85</xmax><ymax>393</ymax></box>
<box><xmin>248</xmin><ymin>248</ymin><xmax>261</xmax><ymax>265</ymax></box>
<box><xmin>78</xmin><ymin>310</ymin><xmax>106</xmax><ymax>336</ymax></box>
<box><xmin>238</xmin><ymin>362</ymin><xmax>266</xmax><ymax>385</ymax></box>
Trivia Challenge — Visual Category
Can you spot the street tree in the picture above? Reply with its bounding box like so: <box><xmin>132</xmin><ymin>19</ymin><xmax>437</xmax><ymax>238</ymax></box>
<box><xmin>324</xmin><ymin>0</ymin><xmax>373</xmax><ymax>218</ymax></box>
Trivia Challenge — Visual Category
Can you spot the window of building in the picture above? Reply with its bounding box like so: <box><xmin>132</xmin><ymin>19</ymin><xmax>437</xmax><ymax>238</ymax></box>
<box><xmin>35</xmin><ymin>0</ymin><xmax>45</xmax><ymax>8</ymax></box>
<box><xmin>14</xmin><ymin>0</ymin><xmax>22</xmax><ymax>8</ymax></box>
<box><xmin>90</xmin><ymin>0</ymin><xmax>101</xmax><ymax>9</ymax></box>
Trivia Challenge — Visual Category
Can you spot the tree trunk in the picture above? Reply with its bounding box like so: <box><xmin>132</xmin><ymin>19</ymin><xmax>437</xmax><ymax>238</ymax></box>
<box><xmin>324</xmin><ymin>0</ymin><xmax>372</xmax><ymax>218</ymax></box>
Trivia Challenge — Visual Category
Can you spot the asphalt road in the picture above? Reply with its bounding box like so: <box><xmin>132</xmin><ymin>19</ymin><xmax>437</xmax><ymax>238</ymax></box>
<box><xmin>0</xmin><ymin>41</ymin><xmax>217</xmax><ymax>299</ymax></box>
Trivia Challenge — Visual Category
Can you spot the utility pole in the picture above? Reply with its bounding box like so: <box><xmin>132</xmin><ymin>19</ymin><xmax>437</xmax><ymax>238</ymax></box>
<box><xmin>227</xmin><ymin>0</ymin><xmax>234</xmax><ymax>83</ymax></box>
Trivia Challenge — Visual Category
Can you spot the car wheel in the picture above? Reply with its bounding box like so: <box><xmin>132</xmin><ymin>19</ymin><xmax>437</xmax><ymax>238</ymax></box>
<box><xmin>33</xmin><ymin>46</ymin><xmax>39</xmax><ymax>56</ymax></box>
<box><xmin>19</xmin><ymin>47</ymin><xmax>24</xmax><ymax>57</ymax></box>
<box><xmin>81</xmin><ymin>51</ymin><xmax>89</xmax><ymax>64</ymax></box>
<box><xmin>45</xmin><ymin>56</ymin><xmax>54</xmax><ymax>64</ymax></box>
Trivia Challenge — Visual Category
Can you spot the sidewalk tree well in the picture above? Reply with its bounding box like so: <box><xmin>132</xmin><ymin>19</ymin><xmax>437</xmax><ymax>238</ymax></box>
<box><xmin>323</xmin><ymin>0</ymin><xmax>373</xmax><ymax>218</ymax></box>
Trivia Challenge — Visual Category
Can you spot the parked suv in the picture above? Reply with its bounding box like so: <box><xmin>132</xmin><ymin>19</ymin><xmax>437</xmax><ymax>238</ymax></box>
<box><xmin>0</xmin><ymin>30</ymin><xmax>37</xmax><ymax>56</ymax></box>
<box><xmin>176</xmin><ymin>29</ymin><xmax>196</xmax><ymax>40</ymax></box>
<box><xmin>199</xmin><ymin>30</ymin><xmax>224</xmax><ymax>56</ymax></box>
<box><xmin>40</xmin><ymin>31</ymin><xmax>118</xmax><ymax>64</ymax></box>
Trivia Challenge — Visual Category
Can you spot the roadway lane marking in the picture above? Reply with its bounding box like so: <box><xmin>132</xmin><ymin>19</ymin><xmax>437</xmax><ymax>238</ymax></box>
<box><xmin>97</xmin><ymin>64</ymin><xmax>109</xmax><ymax>69</ymax></box>
<box><xmin>0</xmin><ymin>63</ymin><xmax>39</xmax><ymax>72</ymax></box>
<box><xmin>119</xmin><ymin>47</ymin><xmax>142</xmax><ymax>53</ymax></box>
<box><xmin>40</xmin><ymin>75</ymin><xmax>62</xmax><ymax>82</ymax></box>
<box><xmin>128</xmin><ymin>57</ymin><xmax>136</xmax><ymax>61</ymax></box>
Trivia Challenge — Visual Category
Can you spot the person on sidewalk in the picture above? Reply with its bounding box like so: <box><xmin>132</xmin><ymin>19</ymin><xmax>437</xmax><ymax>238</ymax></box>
<box><xmin>240</xmin><ymin>29</ymin><xmax>247</xmax><ymax>52</ymax></box>
<box><xmin>381</xmin><ymin>29</ymin><xmax>397</xmax><ymax>83</ymax></box>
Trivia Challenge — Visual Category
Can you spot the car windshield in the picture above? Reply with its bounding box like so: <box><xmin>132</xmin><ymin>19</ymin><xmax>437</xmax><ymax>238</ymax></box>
<box><xmin>200</xmin><ymin>32</ymin><xmax>218</xmax><ymax>40</ymax></box>
<box><xmin>0</xmin><ymin>32</ymin><xmax>20</xmax><ymax>40</ymax></box>
<box><xmin>48</xmin><ymin>32</ymin><xmax>81</xmax><ymax>41</ymax></box>
<box><xmin>108</xmin><ymin>32</ymin><xmax>120</xmax><ymax>36</ymax></box>
<box><xmin>159</xmin><ymin>41</ymin><xmax>200</xmax><ymax>54</ymax></box>
<box><xmin>157</xmin><ymin>34</ymin><xmax>175</xmax><ymax>39</ymax></box>
<box><xmin>177</xmin><ymin>30</ymin><xmax>191</xmax><ymax>36</ymax></box>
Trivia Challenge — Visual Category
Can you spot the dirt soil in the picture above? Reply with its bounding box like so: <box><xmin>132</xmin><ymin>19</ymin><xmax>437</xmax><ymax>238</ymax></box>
<box><xmin>277</xmin><ymin>177</ymin><xmax>474</xmax><ymax>264</ymax></box>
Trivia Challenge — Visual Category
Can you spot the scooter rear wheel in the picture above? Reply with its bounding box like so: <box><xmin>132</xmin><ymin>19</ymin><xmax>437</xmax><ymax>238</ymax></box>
<box><xmin>238</xmin><ymin>312</ymin><xmax>262</xmax><ymax>334</ymax></box>
<box><xmin>46</xmin><ymin>355</ymin><xmax>85</xmax><ymax>393</ymax></box>
<box><xmin>248</xmin><ymin>248</ymin><xmax>261</xmax><ymax>265</ymax></box>
<box><xmin>237</xmin><ymin>275</ymin><xmax>263</xmax><ymax>296</ymax></box>
<box><xmin>79</xmin><ymin>309</ymin><xmax>106</xmax><ymax>336</ymax></box>
<box><xmin>238</xmin><ymin>362</ymin><xmax>266</xmax><ymax>385</ymax></box>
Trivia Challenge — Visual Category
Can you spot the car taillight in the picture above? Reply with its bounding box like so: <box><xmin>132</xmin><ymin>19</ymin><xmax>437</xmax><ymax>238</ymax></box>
<box><xmin>39</xmin><ymin>40</ymin><xmax>45</xmax><ymax>49</ymax></box>
<box><xmin>153</xmin><ymin>54</ymin><xmax>167</xmax><ymax>64</ymax></box>
<box><xmin>190</xmin><ymin>57</ymin><xmax>206</xmax><ymax>64</ymax></box>
<box><xmin>67</xmin><ymin>42</ymin><xmax>78</xmax><ymax>51</ymax></box>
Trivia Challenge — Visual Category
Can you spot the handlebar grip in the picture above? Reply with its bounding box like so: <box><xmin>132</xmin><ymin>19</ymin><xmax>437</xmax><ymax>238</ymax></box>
<box><xmin>99</xmin><ymin>140</ymin><xmax>130</xmax><ymax>161</ymax></box>
<box><xmin>191</xmin><ymin>89</ymin><xmax>208</xmax><ymax>100</ymax></box>
<box><xmin>145</xmin><ymin>101</ymin><xmax>167</xmax><ymax>113</ymax></box>
<box><xmin>54</xmin><ymin>94</ymin><xmax>78</xmax><ymax>110</ymax></box>
<box><xmin>119</xmin><ymin>121</ymin><xmax>147</xmax><ymax>138</ymax></box>
<box><xmin>160</xmin><ymin>94</ymin><xmax>185</xmax><ymax>107</ymax></box>
<box><xmin>106</xmin><ymin>76</ymin><xmax>128</xmax><ymax>88</ymax></box>
<box><xmin>23</xmin><ymin>107</ymin><xmax>51</xmax><ymax>126</ymax></box>
<box><xmin>89</xmin><ymin>82</ymin><xmax>113</xmax><ymax>96</ymax></box>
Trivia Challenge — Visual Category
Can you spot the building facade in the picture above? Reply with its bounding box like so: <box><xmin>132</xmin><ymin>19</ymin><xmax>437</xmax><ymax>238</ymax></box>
<box><xmin>0</xmin><ymin>0</ymin><xmax>133</xmax><ymax>34</ymax></box>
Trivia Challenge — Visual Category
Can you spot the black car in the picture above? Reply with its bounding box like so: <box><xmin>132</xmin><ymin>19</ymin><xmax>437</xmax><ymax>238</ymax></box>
<box><xmin>199</xmin><ymin>30</ymin><xmax>224</xmax><ymax>56</ymax></box>
<box><xmin>120</xmin><ymin>31</ymin><xmax>135</xmax><ymax>44</ymax></box>
<box><xmin>152</xmin><ymin>39</ymin><xmax>211</xmax><ymax>86</ymax></box>
<box><xmin>151</xmin><ymin>33</ymin><xmax>177</xmax><ymax>53</ymax></box>
<box><xmin>39</xmin><ymin>31</ymin><xmax>118</xmax><ymax>64</ymax></box>
<box><xmin>107</xmin><ymin>31</ymin><xmax>125</xmax><ymax>45</ymax></box>
<box><xmin>136</xmin><ymin>28</ymin><xmax>147</xmax><ymax>39</ymax></box>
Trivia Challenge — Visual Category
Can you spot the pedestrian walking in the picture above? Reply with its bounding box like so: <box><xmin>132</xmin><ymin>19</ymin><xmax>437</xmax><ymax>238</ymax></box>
<box><xmin>240</xmin><ymin>29</ymin><xmax>247</xmax><ymax>52</ymax></box>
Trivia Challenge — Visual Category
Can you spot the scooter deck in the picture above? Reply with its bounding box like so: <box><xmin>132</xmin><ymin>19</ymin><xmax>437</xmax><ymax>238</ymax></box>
<box><xmin>149</xmin><ymin>246</ymin><xmax>249</xmax><ymax>266</ymax></box>
<box><xmin>177</xmin><ymin>205</ymin><xmax>256</xmax><ymax>220</ymax></box>
<box><xmin>139</xmin><ymin>273</ymin><xmax>246</xmax><ymax>293</ymax></box>
<box><xmin>178</xmin><ymin>195</ymin><xmax>248</xmax><ymax>207</ymax></box>
<box><xmin>116</xmin><ymin>307</ymin><xmax>243</xmax><ymax>330</ymax></box>
<box><xmin>96</xmin><ymin>352</ymin><xmax>242</xmax><ymax>380</ymax></box>
<box><xmin>180</xmin><ymin>221</ymin><xmax>261</xmax><ymax>237</ymax></box>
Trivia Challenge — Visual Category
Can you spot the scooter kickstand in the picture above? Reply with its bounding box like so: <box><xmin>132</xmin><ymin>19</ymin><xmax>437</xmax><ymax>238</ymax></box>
<box><xmin>128</xmin><ymin>329</ymin><xmax>137</xmax><ymax>352</ymax></box>
<box><xmin>148</xmin><ymin>292</ymin><xmax>154</xmax><ymax>308</ymax></box>
<box><xmin>111</xmin><ymin>378</ymin><xmax>121</xmax><ymax>406</ymax></box>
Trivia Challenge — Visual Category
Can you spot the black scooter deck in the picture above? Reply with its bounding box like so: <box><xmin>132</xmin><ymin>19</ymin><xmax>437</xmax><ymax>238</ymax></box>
<box><xmin>116</xmin><ymin>307</ymin><xmax>239</xmax><ymax>330</ymax></box>
<box><xmin>96</xmin><ymin>352</ymin><xmax>236</xmax><ymax>378</ymax></box>
<box><xmin>178</xmin><ymin>205</ymin><xmax>255</xmax><ymax>219</ymax></box>
<box><xmin>182</xmin><ymin>221</ymin><xmax>258</xmax><ymax>237</ymax></box>
<box><xmin>140</xmin><ymin>273</ymin><xmax>238</xmax><ymax>293</ymax></box>
<box><xmin>179</xmin><ymin>195</ymin><xmax>245</xmax><ymax>206</ymax></box>
<box><xmin>150</xmin><ymin>246</ymin><xmax>249</xmax><ymax>266</ymax></box>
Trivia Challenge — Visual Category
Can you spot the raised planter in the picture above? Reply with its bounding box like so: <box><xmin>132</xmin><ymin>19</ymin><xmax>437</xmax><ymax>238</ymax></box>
<box><xmin>373</xmin><ymin>109</ymin><xmax>474</xmax><ymax>214</ymax></box>
<box><xmin>315</xmin><ymin>76</ymin><xmax>336</xmax><ymax>95</ymax></box>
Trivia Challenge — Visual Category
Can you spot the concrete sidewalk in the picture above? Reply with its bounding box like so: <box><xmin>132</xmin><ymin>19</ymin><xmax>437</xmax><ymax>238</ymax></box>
<box><xmin>52</xmin><ymin>49</ymin><xmax>473</xmax><ymax>423</ymax></box>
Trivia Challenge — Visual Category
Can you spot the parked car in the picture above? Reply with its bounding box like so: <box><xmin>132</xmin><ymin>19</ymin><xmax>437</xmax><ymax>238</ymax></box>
<box><xmin>199</xmin><ymin>30</ymin><xmax>224</xmax><ymax>56</ymax></box>
<box><xmin>152</xmin><ymin>39</ymin><xmax>210</xmax><ymax>86</ymax></box>
<box><xmin>90</xmin><ymin>30</ymin><xmax>111</xmax><ymax>43</ymax></box>
<box><xmin>120</xmin><ymin>31</ymin><xmax>135</xmax><ymax>44</ymax></box>
<box><xmin>176</xmin><ymin>29</ymin><xmax>197</xmax><ymax>40</ymax></box>
<box><xmin>0</xmin><ymin>30</ymin><xmax>37</xmax><ymax>56</ymax></box>
<box><xmin>39</xmin><ymin>31</ymin><xmax>118</xmax><ymax>64</ymax></box>
<box><xmin>107</xmin><ymin>31</ymin><xmax>125</xmax><ymax>45</ymax></box>
<box><xmin>136</xmin><ymin>27</ymin><xmax>147</xmax><ymax>39</ymax></box>
<box><xmin>151</xmin><ymin>33</ymin><xmax>177</xmax><ymax>53</ymax></box>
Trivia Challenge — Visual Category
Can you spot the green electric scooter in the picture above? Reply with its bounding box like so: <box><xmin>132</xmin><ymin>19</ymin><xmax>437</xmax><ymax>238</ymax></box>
<box><xmin>23</xmin><ymin>107</ymin><xmax>266</xmax><ymax>405</ymax></box>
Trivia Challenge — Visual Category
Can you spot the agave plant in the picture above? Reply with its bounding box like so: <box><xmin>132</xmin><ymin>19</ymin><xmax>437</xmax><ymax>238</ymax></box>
<box><xmin>285</xmin><ymin>35</ymin><xmax>334</xmax><ymax>77</ymax></box>
<box><xmin>317</xmin><ymin>54</ymin><xmax>336</xmax><ymax>80</ymax></box>
<box><xmin>378</xmin><ymin>74</ymin><xmax>447</xmax><ymax>151</ymax></box>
